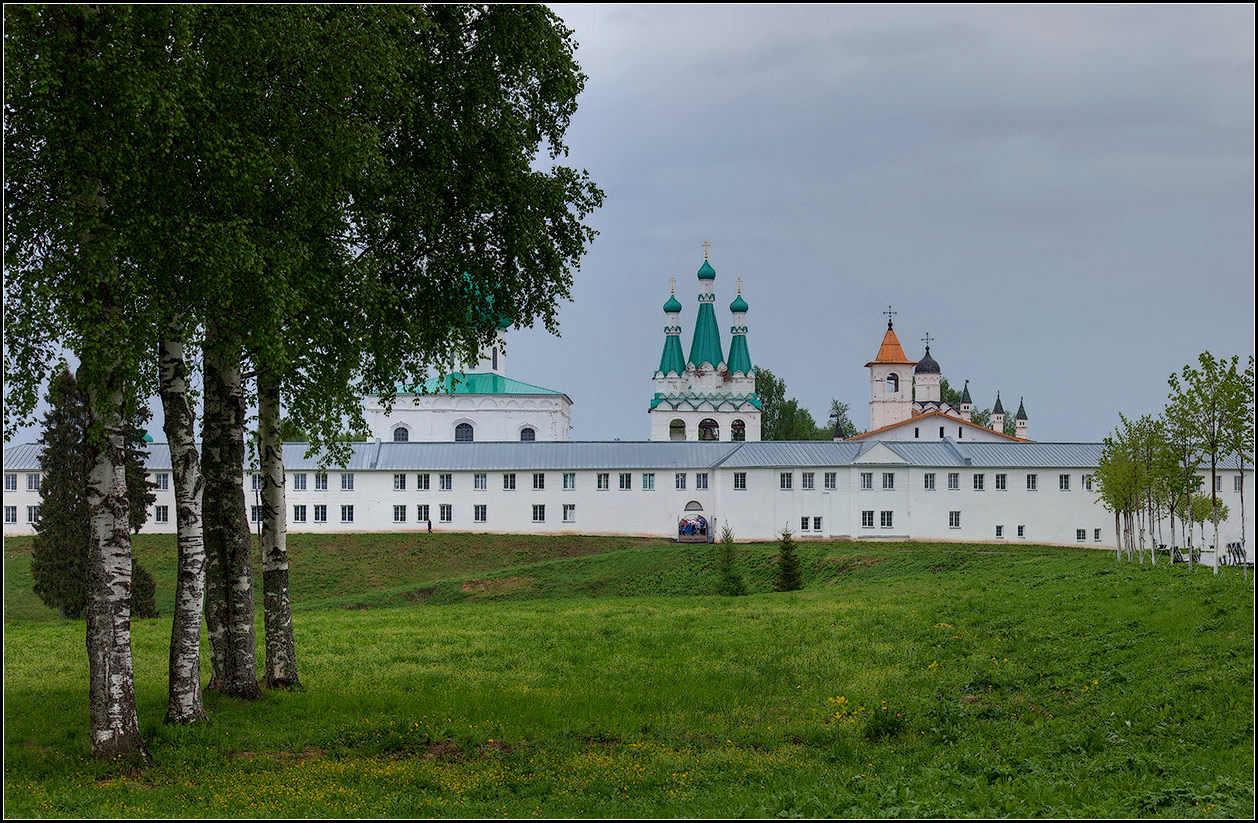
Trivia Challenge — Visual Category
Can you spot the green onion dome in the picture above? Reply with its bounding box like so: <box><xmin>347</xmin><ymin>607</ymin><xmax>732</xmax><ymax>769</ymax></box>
<box><xmin>729</xmin><ymin>294</ymin><xmax>749</xmax><ymax>313</ymax></box>
<box><xmin>663</xmin><ymin>294</ymin><xmax>683</xmax><ymax>313</ymax></box>
<box><xmin>697</xmin><ymin>260</ymin><xmax>716</xmax><ymax>280</ymax></box>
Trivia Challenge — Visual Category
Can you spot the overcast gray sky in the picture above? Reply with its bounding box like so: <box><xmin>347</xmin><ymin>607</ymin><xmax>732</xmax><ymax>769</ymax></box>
<box><xmin>503</xmin><ymin>3</ymin><xmax>1253</xmax><ymax>442</ymax></box>
<box><xmin>5</xmin><ymin>4</ymin><xmax>1254</xmax><ymax>447</ymax></box>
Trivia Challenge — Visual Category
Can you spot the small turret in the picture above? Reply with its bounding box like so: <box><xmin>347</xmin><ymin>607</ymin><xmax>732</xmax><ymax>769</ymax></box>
<box><xmin>991</xmin><ymin>392</ymin><xmax>1005</xmax><ymax>434</ymax></box>
<box><xmin>913</xmin><ymin>335</ymin><xmax>941</xmax><ymax>404</ymax></box>
<box><xmin>865</xmin><ymin>308</ymin><xmax>917</xmax><ymax>430</ymax></box>
<box><xmin>1015</xmin><ymin>397</ymin><xmax>1028</xmax><ymax>440</ymax></box>
<box><xmin>959</xmin><ymin>379</ymin><xmax>973</xmax><ymax>423</ymax></box>
<box><xmin>726</xmin><ymin>280</ymin><xmax>753</xmax><ymax>377</ymax></box>
<box><xmin>687</xmin><ymin>255</ymin><xmax>725</xmax><ymax>371</ymax></box>
<box><xmin>657</xmin><ymin>282</ymin><xmax>685</xmax><ymax>377</ymax></box>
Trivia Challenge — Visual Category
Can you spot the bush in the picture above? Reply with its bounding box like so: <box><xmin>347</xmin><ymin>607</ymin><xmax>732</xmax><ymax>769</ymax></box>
<box><xmin>132</xmin><ymin>560</ymin><xmax>159</xmax><ymax>618</ymax></box>
<box><xmin>774</xmin><ymin>526</ymin><xmax>803</xmax><ymax>592</ymax></box>
<box><xmin>715</xmin><ymin>524</ymin><xmax>746</xmax><ymax>596</ymax></box>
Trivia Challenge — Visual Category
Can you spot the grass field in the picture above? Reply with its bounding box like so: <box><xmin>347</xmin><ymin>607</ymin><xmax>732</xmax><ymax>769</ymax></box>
<box><xmin>3</xmin><ymin>533</ymin><xmax>1254</xmax><ymax>817</ymax></box>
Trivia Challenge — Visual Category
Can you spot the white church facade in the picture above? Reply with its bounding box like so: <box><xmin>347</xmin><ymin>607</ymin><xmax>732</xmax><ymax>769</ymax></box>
<box><xmin>3</xmin><ymin>251</ymin><xmax>1253</xmax><ymax>556</ymax></box>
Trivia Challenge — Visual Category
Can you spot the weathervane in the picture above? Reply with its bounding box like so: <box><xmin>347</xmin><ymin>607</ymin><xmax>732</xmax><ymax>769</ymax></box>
<box><xmin>702</xmin><ymin>240</ymin><xmax>710</xmax><ymax>260</ymax></box>
<box><xmin>883</xmin><ymin>305</ymin><xmax>897</xmax><ymax>329</ymax></box>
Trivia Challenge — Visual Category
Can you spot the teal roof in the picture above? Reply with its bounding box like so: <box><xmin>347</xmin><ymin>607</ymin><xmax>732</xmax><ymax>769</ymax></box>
<box><xmin>727</xmin><ymin>333</ymin><xmax>753</xmax><ymax>376</ymax></box>
<box><xmin>729</xmin><ymin>294</ymin><xmax>748</xmax><ymax>313</ymax></box>
<box><xmin>687</xmin><ymin>301</ymin><xmax>725</xmax><ymax>369</ymax></box>
<box><xmin>697</xmin><ymin>260</ymin><xmax>716</xmax><ymax>280</ymax></box>
<box><xmin>399</xmin><ymin>373</ymin><xmax>565</xmax><ymax>397</ymax></box>
<box><xmin>663</xmin><ymin>294</ymin><xmax>683</xmax><ymax>313</ymax></box>
<box><xmin>657</xmin><ymin>335</ymin><xmax>685</xmax><ymax>376</ymax></box>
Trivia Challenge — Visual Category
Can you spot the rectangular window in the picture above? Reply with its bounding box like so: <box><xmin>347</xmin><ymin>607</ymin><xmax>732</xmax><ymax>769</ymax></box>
<box><xmin>393</xmin><ymin>504</ymin><xmax>406</xmax><ymax>523</ymax></box>
<box><xmin>1084</xmin><ymin>474</ymin><xmax>1094</xmax><ymax>491</ymax></box>
<box><xmin>696</xmin><ymin>472</ymin><xmax>709</xmax><ymax>490</ymax></box>
<box><xmin>801</xmin><ymin>516</ymin><xmax>810</xmax><ymax>532</ymax></box>
<box><xmin>564</xmin><ymin>472</ymin><xmax>576</xmax><ymax>490</ymax></box>
<box><xmin>813</xmin><ymin>516</ymin><xmax>822</xmax><ymax>532</ymax></box>
<box><xmin>1237</xmin><ymin>475</ymin><xmax>1245</xmax><ymax>492</ymax></box>
<box><xmin>1076</xmin><ymin>528</ymin><xmax>1086</xmax><ymax>542</ymax></box>
<box><xmin>341</xmin><ymin>473</ymin><xmax>354</xmax><ymax>491</ymax></box>
<box><xmin>250</xmin><ymin>505</ymin><xmax>263</xmax><ymax>523</ymax></box>
<box><xmin>995</xmin><ymin>525</ymin><xmax>1003</xmax><ymax>538</ymax></box>
<box><xmin>880</xmin><ymin>510</ymin><xmax>893</xmax><ymax>529</ymax></box>
<box><xmin>292</xmin><ymin>473</ymin><xmax>307</xmax><ymax>491</ymax></box>
<box><xmin>417</xmin><ymin>473</ymin><xmax>430</xmax><ymax>491</ymax></box>
<box><xmin>439</xmin><ymin>504</ymin><xmax>452</xmax><ymax>523</ymax></box>
<box><xmin>503</xmin><ymin>473</ymin><xmax>516</xmax><ymax>490</ymax></box>
<box><xmin>341</xmin><ymin>505</ymin><xmax>354</xmax><ymax>523</ymax></box>
<box><xmin>861</xmin><ymin>510</ymin><xmax>874</xmax><ymax>529</ymax></box>
<box><xmin>619</xmin><ymin>472</ymin><xmax>632</xmax><ymax>490</ymax></box>
<box><xmin>1059</xmin><ymin>474</ymin><xmax>1070</xmax><ymax>491</ymax></box>
<box><xmin>878</xmin><ymin>472</ymin><xmax>891</xmax><ymax>490</ymax></box>
<box><xmin>563</xmin><ymin>504</ymin><xmax>576</xmax><ymax>522</ymax></box>
<box><xmin>973</xmin><ymin>474</ymin><xmax>984</xmax><ymax>491</ymax></box>
<box><xmin>642</xmin><ymin>473</ymin><xmax>655</xmax><ymax>491</ymax></box>
<box><xmin>947</xmin><ymin>472</ymin><xmax>959</xmax><ymax>490</ymax></box>
<box><xmin>474</xmin><ymin>504</ymin><xmax>487</xmax><ymax>523</ymax></box>
<box><xmin>417</xmin><ymin>504</ymin><xmax>429</xmax><ymax>523</ymax></box>
<box><xmin>252</xmin><ymin>473</ymin><xmax>263</xmax><ymax>491</ymax></box>
<box><xmin>779</xmin><ymin>472</ymin><xmax>792</xmax><ymax>490</ymax></box>
<box><xmin>1094</xmin><ymin>528</ymin><xmax>1102</xmax><ymax>542</ymax></box>
<box><xmin>924</xmin><ymin>473</ymin><xmax>936</xmax><ymax>491</ymax></box>
<box><xmin>824</xmin><ymin>472</ymin><xmax>836</xmax><ymax>490</ymax></box>
<box><xmin>314</xmin><ymin>504</ymin><xmax>327</xmax><ymax>523</ymax></box>
<box><xmin>394</xmin><ymin>473</ymin><xmax>407</xmax><ymax>491</ymax></box>
<box><xmin>949</xmin><ymin>510</ymin><xmax>961</xmax><ymax>529</ymax></box>
<box><xmin>4</xmin><ymin>506</ymin><xmax>16</xmax><ymax>524</ymax></box>
<box><xmin>860</xmin><ymin>472</ymin><xmax>873</xmax><ymax>490</ymax></box>
<box><xmin>28</xmin><ymin>474</ymin><xmax>40</xmax><ymax>491</ymax></box>
<box><xmin>597</xmin><ymin>473</ymin><xmax>609</xmax><ymax>490</ymax></box>
<box><xmin>914</xmin><ymin>427</ymin><xmax>920</xmax><ymax>439</ymax></box>
<box><xmin>532</xmin><ymin>504</ymin><xmax>545</xmax><ymax>523</ymax></box>
<box><xmin>156</xmin><ymin>473</ymin><xmax>170</xmax><ymax>491</ymax></box>
<box><xmin>676</xmin><ymin>472</ymin><xmax>687</xmax><ymax>490</ymax></box>
<box><xmin>4</xmin><ymin>474</ymin><xmax>16</xmax><ymax>492</ymax></box>
<box><xmin>1026</xmin><ymin>474</ymin><xmax>1038</xmax><ymax>491</ymax></box>
<box><xmin>995</xmin><ymin>473</ymin><xmax>1007</xmax><ymax>491</ymax></box>
<box><xmin>27</xmin><ymin>505</ymin><xmax>40</xmax><ymax>523</ymax></box>
<box><xmin>1214</xmin><ymin>475</ymin><xmax>1223</xmax><ymax>493</ymax></box>
<box><xmin>1017</xmin><ymin>525</ymin><xmax>1025</xmax><ymax>538</ymax></box>
<box><xmin>733</xmin><ymin>472</ymin><xmax>746</xmax><ymax>490</ymax></box>
<box><xmin>802</xmin><ymin>472</ymin><xmax>815</xmax><ymax>490</ymax></box>
<box><xmin>533</xmin><ymin>472</ymin><xmax>545</xmax><ymax>491</ymax></box>
<box><xmin>939</xmin><ymin>426</ymin><xmax>945</xmax><ymax>438</ymax></box>
<box><xmin>439</xmin><ymin>473</ymin><xmax>452</xmax><ymax>491</ymax></box>
<box><xmin>474</xmin><ymin>473</ymin><xmax>487</xmax><ymax>491</ymax></box>
<box><xmin>293</xmin><ymin>505</ymin><xmax>307</xmax><ymax>523</ymax></box>
<box><xmin>155</xmin><ymin>505</ymin><xmax>169</xmax><ymax>524</ymax></box>
<box><xmin>315</xmin><ymin>473</ymin><xmax>328</xmax><ymax>490</ymax></box>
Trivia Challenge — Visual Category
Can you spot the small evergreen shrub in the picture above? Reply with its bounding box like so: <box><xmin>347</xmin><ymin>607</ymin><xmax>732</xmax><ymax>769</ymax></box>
<box><xmin>774</xmin><ymin>525</ymin><xmax>803</xmax><ymax>592</ymax></box>
<box><xmin>132</xmin><ymin>560</ymin><xmax>159</xmax><ymax>618</ymax></box>
<box><xmin>715</xmin><ymin>524</ymin><xmax>746</xmax><ymax>596</ymax></box>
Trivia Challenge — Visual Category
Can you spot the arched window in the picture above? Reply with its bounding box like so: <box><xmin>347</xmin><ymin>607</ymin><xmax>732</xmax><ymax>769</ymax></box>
<box><xmin>520</xmin><ymin>427</ymin><xmax>536</xmax><ymax>441</ymax></box>
<box><xmin>731</xmin><ymin>419</ymin><xmax>746</xmax><ymax>441</ymax></box>
<box><xmin>669</xmin><ymin>419</ymin><xmax>686</xmax><ymax>441</ymax></box>
<box><xmin>393</xmin><ymin>426</ymin><xmax>410</xmax><ymax>442</ymax></box>
<box><xmin>699</xmin><ymin>418</ymin><xmax>719</xmax><ymax>441</ymax></box>
<box><xmin>887</xmin><ymin>373</ymin><xmax>900</xmax><ymax>393</ymax></box>
<box><xmin>455</xmin><ymin>423</ymin><xmax>474</xmax><ymax>443</ymax></box>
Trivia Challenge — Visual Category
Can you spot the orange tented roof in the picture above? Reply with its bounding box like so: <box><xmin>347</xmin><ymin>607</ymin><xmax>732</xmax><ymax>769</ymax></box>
<box><xmin>864</xmin><ymin>326</ymin><xmax>917</xmax><ymax>367</ymax></box>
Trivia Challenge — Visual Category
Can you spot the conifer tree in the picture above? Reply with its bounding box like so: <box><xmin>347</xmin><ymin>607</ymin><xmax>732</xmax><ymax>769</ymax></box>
<box><xmin>30</xmin><ymin>367</ymin><xmax>90</xmax><ymax>619</ymax></box>
<box><xmin>132</xmin><ymin>559</ymin><xmax>159</xmax><ymax>619</ymax></box>
<box><xmin>715</xmin><ymin>524</ymin><xmax>747</xmax><ymax>596</ymax></box>
<box><xmin>774</xmin><ymin>525</ymin><xmax>803</xmax><ymax>592</ymax></box>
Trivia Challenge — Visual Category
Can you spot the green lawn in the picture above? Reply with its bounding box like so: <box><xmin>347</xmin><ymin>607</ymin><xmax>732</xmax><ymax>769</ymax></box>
<box><xmin>3</xmin><ymin>534</ymin><xmax>1254</xmax><ymax>817</ymax></box>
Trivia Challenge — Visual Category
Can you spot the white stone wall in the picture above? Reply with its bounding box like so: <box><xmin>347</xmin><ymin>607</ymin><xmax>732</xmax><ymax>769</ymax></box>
<box><xmin>868</xmin><ymin>364</ymin><xmax>913</xmax><ymax>430</ymax></box>
<box><xmin>363</xmin><ymin>394</ymin><xmax>572</xmax><ymax>442</ymax></box>
<box><xmin>859</xmin><ymin>417</ymin><xmax>1015</xmax><ymax>443</ymax></box>
<box><xmin>6</xmin><ymin>463</ymin><xmax>1253</xmax><ymax>556</ymax></box>
<box><xmin>648</xmin><ymin>409</ymin><xmax>762</xmax><ymax>442</ymax></box>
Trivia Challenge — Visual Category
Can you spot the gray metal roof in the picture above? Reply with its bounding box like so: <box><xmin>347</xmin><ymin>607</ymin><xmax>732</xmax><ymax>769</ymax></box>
<box><xmin>5</xmin><ymin>439</ymin><xmax>1251</xmax><ymax>473</ymax></box>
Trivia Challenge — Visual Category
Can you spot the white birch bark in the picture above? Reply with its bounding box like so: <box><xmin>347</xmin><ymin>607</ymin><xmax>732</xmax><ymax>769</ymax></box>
<box><xmin>259</xmin><ymin>369</ymin><xmax>298</xmax><ymax>688</ymax></box>
<box><xmin>159</xmin><ymin>332</ymin><xmax>207</xmax><ymax>723</ymax></box>
<box><xmin>82</xmin><ymin>372</ymin><xmax>148</xmax><ymax>758</ymax></box>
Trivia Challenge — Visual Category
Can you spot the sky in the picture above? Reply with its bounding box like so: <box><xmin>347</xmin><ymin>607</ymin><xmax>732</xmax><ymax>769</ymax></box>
<box><xmin>4</xmin><ymin>4</ymin><xmax>1254</xmax><ymax>446</ymax></box>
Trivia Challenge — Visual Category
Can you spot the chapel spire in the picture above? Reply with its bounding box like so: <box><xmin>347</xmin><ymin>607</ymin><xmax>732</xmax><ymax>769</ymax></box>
<box><xmin>687</xmin><ymin>253</ymin><xmax>725</xmax><ymax>370</ymax></box>
<box><xmin>657</xmin><ymin>280</ymin><xmax>685</xmax><ymax>376</ymax></box>
<box><xmin>726</xmin><ymin>278</ymin><xmax>753</xmax><ymax>376</ymax></box>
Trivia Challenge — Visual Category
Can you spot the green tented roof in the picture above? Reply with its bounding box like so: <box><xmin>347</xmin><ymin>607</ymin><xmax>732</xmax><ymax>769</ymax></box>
<box><xmin>398</xmin><ymin>373</ymin><xmax>566</xmax><ymax>397</ymax></box>
<box><xmin>658</xmin><ymin>335</ymin><xmax>685</xmax><ymax>376</ymax></box>
<box><xmin>687</xmin><ymin>302</ymin><xmax>725</xmax><ymax>369</ymax></box>
<box><xmin>663</xmin><ymin>294</ymin><xmax>683</xmax><ymax>313</ymax></box>
<box><xmin>727</xmin><ymin>333</ymin><xmax>754</xmax><ymax>376</ymax></box>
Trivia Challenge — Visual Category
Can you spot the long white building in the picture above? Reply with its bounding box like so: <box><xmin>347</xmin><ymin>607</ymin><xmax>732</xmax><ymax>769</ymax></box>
<box><xmin>4</xmin><ymin>440</ymin><xmax>1253</xmax><ymax>552</ymax></box>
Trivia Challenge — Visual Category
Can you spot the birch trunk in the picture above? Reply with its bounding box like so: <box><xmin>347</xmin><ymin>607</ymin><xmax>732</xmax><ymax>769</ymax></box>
<box><xmin>82</xmin><ymin>371</ymin><xmax>148</xmax><ymax>758</ymax></box>
<box><xmin>159</xmin><ymin>333</ymin><xmax>207</xmax><ymax>723</ymax></box>
<box><xmin>259</xmin><ymin>369</ymin><xmax>299</xmax><ymax>688</ymax></box>
<box><xmin>202</xmin><ymin>327</ymin><xmax>260</xmax><ymax>699</ymax></box>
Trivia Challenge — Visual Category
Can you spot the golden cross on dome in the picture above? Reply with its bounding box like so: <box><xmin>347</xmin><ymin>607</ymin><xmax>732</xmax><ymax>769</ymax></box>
<box><xmin>736</xmin><ymin>277</ymin><xmax>743</xmax><ymax>294</ymax></box>
<box><xmin>702</xmin><ymin>240</ymin><xmax>710</xmax><ymax>259</ymax></box>
<box><xmin>669</xmin><ymin>276</ymin><xmax>676</xmax><ymax>294</ymax></box>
